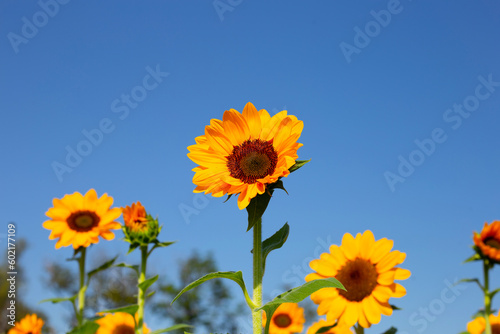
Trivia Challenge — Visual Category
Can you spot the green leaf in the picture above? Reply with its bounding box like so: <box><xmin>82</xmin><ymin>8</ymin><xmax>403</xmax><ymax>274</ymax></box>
<box><xmin>246</xmin><ymin>190</ymin><xmax>273</xmax><ymax>231</ymax></box>
<box><xmin>258</xmin><ymin>223</ymin><xmax>290</xmax><ymax>274</ymax></box>
<box><xmin>257</xmin><ymin>277</ymin><xmax>344</xmax><ymax>334</ymax></box>
<box><xmin>463</xmin><ymin>252</ymin><xmax>481</xmax><ymax>263</ymax></box>
<box><xmin>171</xmin><ymin>271</ymin><xmax>254</xmax><ymax>309</ymax></box>
<box><xmin>66</xmin><ymin>321</ymin><xmax>99</xmax><ymax>334</ymax></box>
<box><xmin>457</xmin><ymin>278</ymin><xmax>483</xmax><ymax>290</ymax></box>
<box><xmin>87</xmin><ymin>256</ymin><xmax>118</xmax><ymax>281</ymax></box>
<box><xmin>154</xmin><ymin>240</ymin><xmax>176</xmax><ymax>248</ymax></box>
<box><xmin>114</xmin><ymin>262</ymin><xmax>140</xmax><ymax>275</ymax></box>
<box><xmin>148</xmin><ymin>324</ymin><xmax>193</xmax><ymax>334</ymax></box>
<box><xmin>289</xmin><ymin>159</ymin><xmax>310</xmax><ymax>173</ymax></box>
<box><xmin>39</xmin><ymin>295</ymin><xmax>76</xmax><ymax>305</ymax></box>
<box><xmin>138</xmin><ymin>274</ymin><xmax>159</xmax><ymax>292</ymax></box>
<box><xmin>491</xmin><ymin>287</ymin><xmax>500</xmax><ymax>301</ymax></box>
<box><xmin>99</xmin><ymin>304</ymin><xmax>139</xmax><ymax>316</ymax></box>
<box><xmin>381</xmin><ymin>327</ymin><xmax>398</xmax><ymax>334</ymax></box>
<box><xmin>315</xmin><ymin>323</ymin><xmax>337</xmax><ymax>334</ymax></box>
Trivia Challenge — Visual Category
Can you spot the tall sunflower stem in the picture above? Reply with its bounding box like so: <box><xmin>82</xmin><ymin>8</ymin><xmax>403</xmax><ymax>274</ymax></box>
<box><xmin>252</xmin><ymin>218</ymin><xmax>263</xmax><ymax>334</ymax></box>
<box><xmin>483</xmin><ymin>259</ymin><xmax>492</xmax><ymax>334</ymax></box>
<box><xmin>137</xmin><ymin>245</ymin><xmax>148</xmax><ymax>334</ymax></box>
<box><xmin>354</xmin><ymin>324</ymin><xmax>365</xmax><ymax>334</ymax></box>
<box><xmin>77</xmin><ymin>247</ymin><xmax>87</xmax><ymax>326</ymax></box>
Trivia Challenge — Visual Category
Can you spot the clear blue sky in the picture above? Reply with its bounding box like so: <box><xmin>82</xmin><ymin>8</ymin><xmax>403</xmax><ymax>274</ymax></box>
<box><xmin>1</xmin><ymin>1</ymin><xmax>500</xmax><ymax>333</ymax></box>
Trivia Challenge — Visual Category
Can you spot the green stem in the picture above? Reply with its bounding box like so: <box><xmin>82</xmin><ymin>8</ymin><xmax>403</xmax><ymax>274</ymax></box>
<box><xmin>77</xmin><ymin>247</ymin><xmax>87</xmax><ymax>326</ymax></box>
<box><xmin>484</xmin><ymin>259</ymin><xmax>492</xmax><ymax>334</ymax></box>
<box><xmin>252</xmin><ymin>218</ymin><xmax>263</xmax><ymax>334</ymax></box>
<box><xmin>137</xmin><ymin>245</ymin><xmax>148</xmax><ymax>334</ymax></box>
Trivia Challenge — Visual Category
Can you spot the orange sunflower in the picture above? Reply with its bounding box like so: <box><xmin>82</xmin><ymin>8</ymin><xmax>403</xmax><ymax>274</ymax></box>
<box><xmin>8</xmin><ymin>314</ymin><xmax>44</xmax><ymax>334</ymax></box>
<box><xmin>43</xmin><ymin>189</ymin><xmax>122</xmax><ymax>249</ymax></box>
<box><xmin>474</xmin><ymin>221</ymin><xmax>500</xmax><ymax>262</ymax></box>
<box><xmin>467</xmin><ymin>310</ymin><xmax>500</xmax><ymax>334</ymax></box>
<box><xmin>122</xmin><ymin>201</ymin><xmax>148</xmax><ymax>232</ymax></box>
<box><xmin>187</xmin><ymin>102</ymin><xmax>303</xmax><ymax>210</ymax></box>
<box><xmin>306</xmin><ymin>230</ymin><xmax>410</xmax><ymax>328</ymax></box>
<box><xmin>96</xmin><ymin>312</ymin><xmax>150</xmax><ymax>334</ymax></box>
<box><xmin>262</xmin><ymin>303</ymin><xmax>305</xmax><ymax>334</ymax></box>
<box><xmin>306</xmin><ymin>319</ymin><xmax>354</xmax><ymax>334</ymax></box>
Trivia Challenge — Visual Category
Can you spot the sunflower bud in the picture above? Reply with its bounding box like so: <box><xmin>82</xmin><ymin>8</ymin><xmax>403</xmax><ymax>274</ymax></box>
<box><xmin>121</xmin><ymin>202</ymin><xmax>160</xmax><ymax>247</ymax></box>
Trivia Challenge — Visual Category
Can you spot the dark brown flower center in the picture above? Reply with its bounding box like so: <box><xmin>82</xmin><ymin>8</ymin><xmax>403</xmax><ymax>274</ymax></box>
<box><xmin>67</xmin><ymin>210</ymin><xmax>100</xmax><ymax>232</ymax></box>
<box><xmin>112</xmin><ymin>324</ymin><xmax>135</xmax><ymax>334</ymax></box>
<box><xmin>336</xmin><ymin>258</ymin><xmax>378</xmax><ymax>302</ymax></box>
<box><xmin>485</xmin><ymin>237</ymin><xmax>500</xmax><ymax>250</ymax></box>
<box><xmin>273</xmin><ymin>313</ymin><xmax>292</xmax><ymax>328</ymax></box>
<box><xmin>226</xmin><ymin>139</ymin><xmax>278</xmax><ymax>184</ymax></box>
<box><xmin>491</xmin><ymin>323</ymin><xmax>500</xmax><ymax>334</ymax></box>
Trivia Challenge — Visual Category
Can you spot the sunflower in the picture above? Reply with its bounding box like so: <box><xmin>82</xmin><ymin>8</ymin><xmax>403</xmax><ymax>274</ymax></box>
<box><xmin>122</xmin><ymin>201</ymin><xmax>148</xmax><ymax>232</ymax></box>
<box><xmin>262</xmin><ymin>303</ymin><xmax>305</xmax><ymax>334</ymax></box>
<box><xmin>474</xmin><ymin>221</ymin><xmax>500</xmax><ymax>262</ymax></box>
<box><xmin>467</xmin><ymin>310</ymin><xmax>500</xmax><ymax>334</ymax></box>
<box><xmin>187</xmin><ymin>102</ymin><xmax>303</xmax><ymax>210</ymax></box>
<box><xmin>96</xmin><ymin>312</ymin><xmax>150</xmax><ymax>334</ymax></box>
<box><xmin>43</xmin><ymin>189</ymin><xmax>122</xmax><ymax>249</ymax></box>
<box><xmin>8</xmin><ymin>314</ymin><xmax>44</xmax><ymax>334</ymax></box>
<box><xmin>306</xmin><ymin>319</ymin><xmax>354</xmax><ymax>334</ymax></box>
<box><xmin>306</xmin><ymin>230</ymin><xmax>411</xmax><ymax>328</ymax></box>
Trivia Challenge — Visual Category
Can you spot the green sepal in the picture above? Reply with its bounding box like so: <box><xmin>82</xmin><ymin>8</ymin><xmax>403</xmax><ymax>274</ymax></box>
<box><xmin>257</xmin><ymin>277</ymin><xmax>344</xmax><ymax>334</ymax></box>
<box><xmin>223</xmin><ymin>194</ymin><xmax>233</xmax><ymax>203</ymax></box>
<box><xmin>381</xmin><ymin>327</ymin><xmax>398</xmax><ymax>334</ymax></box>
<box><xmin>463</xmin><ymin>250</ymin><xmax>482</xmax><ymax>264</ymax></box>
<box><xmin>246</xmin><ymin>190</ymin><xmax>273</xmax><ymax>231</ymax></box>
<box><xmin>270</xmin><ymin>180</ymin><xmax>288</xmax><ymax>195</ymax></box>
<box><xmin>315</xmin><ymin>323</ymin><xmax>337</xmax><ymax>334</ymax></box>
<box><xmin>390</xmin><ymin>304</ymin><xmax>402</xmax><ymax>310</ymax></box>
<box><xmin>252</xmin><ymin>223</ymin><xmax>289</xmax><ymax>275</ymax></box>
<box><xmin>138</xmin><ymin>274</ymin><xmax>159</xmax><ymax>292</ymax></box>
<box><xmin>39</xmin><ymin>294</ymin><xmax>77</xmax><ymax>305</ymax></box>
<box><xmin>87</xmin><ymin>256</ymin><xmax>118</xmax><ymax>282</ymax></box>
<box><xmin>66</xmin><ymin>320</ymin><xmax>99</xmax><ymax>334</ymax></box>
<box><xmin>99</xmin><ymin>304</ymin><xmax>139</xmax><ymax>316</ymax></box>
<box><xmin>171</xmin><ymin>271</ymin><xmax>254</xmax><ymax>309</ymax></box>
<box><xmin>289</xmin><ymin>159</ymin><xmax>310</xmax><ymax>173</ymax></box>
<box><xmin>149</xmin><ymin>240</ymin><xmax>177</xmax><ymax>256</ymax></box>
<box><xmin>123</xmin><ymin>214</ymin><xmax>161</xmax><ymax>248</ymax></box>
<box><xmin>114</xmin><ymin>262</ymin><xmax>140</xmax><ymax>275</ymax></box>
<box><xmin>148</xmin><ymin>324</ymin><xmax>193</xmax><ymax>334</ymax></box>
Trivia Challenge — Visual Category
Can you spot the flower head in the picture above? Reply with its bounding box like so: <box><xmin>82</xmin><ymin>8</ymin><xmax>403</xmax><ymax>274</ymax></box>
<box><xmin>43</xmin><ymin>189</ymin><xmax>121</xmax><ymax>249</ymax></box>
<box><xmin>187</xmin><ymin>102</ymin><xmax>303</xmax><ymax>209</ymax></box>
<box><xmin>474</xmin><ymin>221</ymin><xmax>500</xmax><ymax>263</ymax></box>
<box><xmin>262</xmin><ymin>303</ymin><xmax>305</xmax><ymax>334</ymax></box>
<box><xmin>467</xmin><ymin>310</ymin><xmax>500</xmax><ymax>334</ymax></box>
<box><xmin>96</xmin><ymin>312</ymin><xmax>150</xmax><ymax>334</ymax></box>
<box><xmin>8</xmin><ymin>314</ymin><xmax>44</xmax><ymax>334</ymax></box>
<box><xmin>121</xmin><ymin>201</ymin><xmax>160</xmax><ymax>246</ymax></box>
<box><xmin>306</xmin><ymin>319</ymin><xmax>354</xmax><ymax>334</ymax></box>
<box><xmin>306</xmin><ymin>230</ymin><xmax>411</xmax><ymax>328</ymax></box>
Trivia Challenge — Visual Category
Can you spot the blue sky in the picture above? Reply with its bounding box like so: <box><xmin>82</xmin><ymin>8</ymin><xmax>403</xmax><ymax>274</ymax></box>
<box><xmin>1</xmin><ymin>1</ymin><xmax>500</xmax><ymax>333</ymax></box>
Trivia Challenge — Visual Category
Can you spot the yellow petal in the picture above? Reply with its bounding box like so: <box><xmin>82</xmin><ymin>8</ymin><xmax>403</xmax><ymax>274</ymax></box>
<box><xmin>341</xmin><ymin>233</ymin><xmax>358</xmax><ymax>260</ymax></box>
<box><xmin>369</xmin><ymin>238</ymin><xmax>393</xmax><ymax>263</ymax></box>
<box><xmin>243</xmin><ymin>102</ymin><xmax>262</xmax><ymax>139</ymax></box>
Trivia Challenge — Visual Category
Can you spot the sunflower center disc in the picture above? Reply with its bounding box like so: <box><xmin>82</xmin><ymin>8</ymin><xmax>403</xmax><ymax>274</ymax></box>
<box><xmin>273</xmin><ymin>313</ymin><xmax>292</xmax><ymax>328</ymax></box>
<box><xmin>336</xmin><ymin>258</ymin><xmax>378</xmax><ymax>302</ymax></box>
<box><xmin>227</xmin><ymin>139</ymin><xmax>278</xmax><ymax>184</ymax></box>
<box><xmin>485</xmin><ymin>237</ymin><xmax>500</xmax><ymax>250</ymax></box>
<box><xmin>112</xmin><ymin>325</ymin><xmax>135</xmax><ymax>334</ymax></box>
<box><xmin>67</xmin><ymin>210</ymin><xmax>100</xmax><ymax>232</ymax></box>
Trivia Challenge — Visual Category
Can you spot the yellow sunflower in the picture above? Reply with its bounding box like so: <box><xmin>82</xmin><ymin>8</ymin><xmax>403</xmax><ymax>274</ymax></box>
<box><xmin>96</xmin><ymin>312</ymin><xmax>150</xmax><ymax>334</ymax></box>
<box><xmin>8</xmin><ymin>314</ymin><xmax>44</xmax><ymax>334</ymax></box>
<box><xmin>187</xmin><ymin>102</ymin><xmax>303</xmax><ymax>209</ymax></box>
<box><xmin>43</xmin><ymin>189</ymin><xmax>122</xmax><ymax>249</ymax></box>
<box><xmin>474</xmin><ymin>221</ymin><xmax>500</xmax><ymax>262</ymax></box>
<box><xmin>122</xmin><ymin>201</ymin><xmax>148</xmax><ymax>232</ymax></box>
<box><xmin>306</xmin><ymin>319</ymin><xmax>354</xmax><ymax>334</ymax></box>
<box><xmin>262</xmin><ymin>303</ymin><xmax>305</xmax><ymax>334</ymax></box>
<box><xmin>306</xmin><ymin>230</ymin><xmax>410</xmax><ymax>328</ymax></box>
<box><xmin>467</xmin><ymin>310</ymin><xmax>500</xmax><ymax>334</ymax></box>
